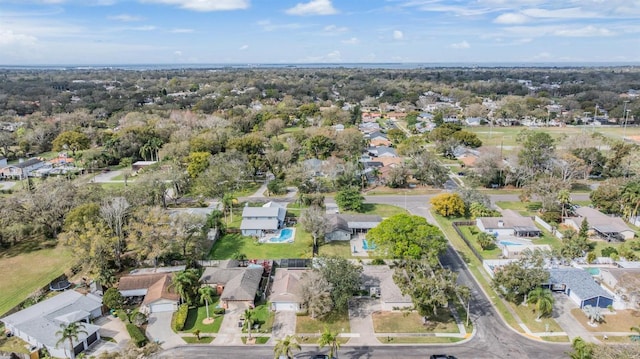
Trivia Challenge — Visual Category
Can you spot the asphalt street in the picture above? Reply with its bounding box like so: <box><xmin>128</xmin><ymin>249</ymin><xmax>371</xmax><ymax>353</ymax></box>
<box><xmin>159</xmin><ymin>193</ymin><xmax>581</xmax><ymax>359</ymax></box>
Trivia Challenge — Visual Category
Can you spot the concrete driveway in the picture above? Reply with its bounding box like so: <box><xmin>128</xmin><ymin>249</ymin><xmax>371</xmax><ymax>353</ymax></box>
<box><xmin>271</xmin><ymin>310</ymin><xmax>296</xmax><ymax>341</ymax></box>
<box><xmin>146</xmin><ymin>312</ymin><xmax>185</xmax><ymax>348</ymax></box>
<box><xmin>348</xmin><ymin>297</ymin><xmax>380</xmax><ymax>345</ymax></box>
<box><xmin>212</xmin><ymin>303</ymin><xmax>245</xmax><ymax>345</ymax></box>
<box><xmin>553</xmin><ymin>293</ymin><xmax>599</xmax><ymax>343</ymax></box>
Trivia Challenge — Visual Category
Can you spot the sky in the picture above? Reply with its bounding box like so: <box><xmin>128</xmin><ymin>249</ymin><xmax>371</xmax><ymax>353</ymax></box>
<box><xmin>1</xmin><ymin>0</ymin><xmax>640</xmax><ymax>65</ymax></box>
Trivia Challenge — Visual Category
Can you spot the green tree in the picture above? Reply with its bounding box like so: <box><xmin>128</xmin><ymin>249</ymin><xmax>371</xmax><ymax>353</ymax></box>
<box><xmin>569</xmin><ymin>337</ymin><xmax>594</xmax><ymax>359</ymax></box>
<box><xmin>187</xmin><ymin>151</ymin><xmax>211</xmax><ymax>178</ymax></box>
<box><xmin>517</xmin><ymin>130</ymin><xmax>556</xmax><ymax>175</ymax></box>
<box><xmin>317</xmin><ymin>256</ymin><xmax>362</xmax><ymax>312</ymax></box>
<box><xmin>579</xmin><ymin>218</ymin><xmax>590</xmax><ymax>239</ymax></box>
<box><xmin>367</xmin><ymin>214</ymin><xmax>447</xmax><ymax>262</ymax></box>
<box><xmin>318</xmin><ymin>326</ymin><xmax>341</xmax><ymax>358</ymax></box>
<box><xmin>589</xmin><ymin>180</ymin><xmax>623</xmax><ymax>215</ymax></box>
<box><xmin>305</xmin><ymin>134</ymin><xmax>335</xmax><ymax>159</ymax></box>
<box><xmin>335</xmin><ymin>186</ymin><xmax>365</xmax><ymax>212</ymax></box>
<box><xmin>267</xmin><ymin>178</ymin><xmax>287</xmax><ymax>196</ymax></box>
<box><xmin>173</xmin><ymin>269</ymin><xmax>201</xmax><ymax>305</ymax></box>
<box><xmin>430</xmin><ymin>193</ymin><xmax>466</xmax><ymax>217</ymax></box>
<box><xmin>299</xmin><ymin>271</ymin><xmax>333</xmax><ymax>319</ymax></box>
<box><xmin>410</xmin><ymin>150</ymin><xmax>449</xmax><ymax>187</ymax></box>
<box><xmin>453</xmin><ymin>130</ymin><xmax>482</xmax><ymax>147</ymax></box>
<box><xmin>558</xmin><ymin>189</ymin><xmax>571</xmax><ymax>219</ymax></box>
<box><xmin>469</xmin><ymin>202</ymin><xmax>499</xmax><ymax>218</ymax></box>
<box><xmin>477</xmin><ymin>232</ymin><xmax>496</xmax><ymax>250</ymax></box>
<box><xmin>52</xmin><ymin>130</ymin><xmax>90</xmax><ymax>155</ymax></box>
<box><xmin>492</xmin><ymin>249</ymin><xmax>549</xmax><ymax>303</ymax></box>
<box><xmin>527</xmin><ymin>287</ymin><xmax>554</xmax><ymax>320</ymax></box>
<box><xmin>198</xmin><ymin>286</ymin><xmax>216</xmax><ymax>319</ymax></box>
<box><xmin>103</xmin><ymin>287</ymin><xmax>124</xmax><ymax>310</ymax></box>
<box><xmin>273</xmin><ymin>335</ymin><xmax>301</xmax><ymax>359</ymax></box>
<box><xmin>621</xmin><ymin>181</ymin><xmax>640</xmax><ymax>220</ymax></box>
<box><xmin>601</xmin><ymin>246</ymin><xmax>618</xmax><ymax>258</ymax></box>
<box><xmin>299</xmin><ymin>206</ymin><xmax>330</xmax><ymax>255</ymax></box>
<box><xmin>583</xmin><ymin>305</ymin><xmax>604</xmax><ymax>325</ymax></box>
<box><xmin>243</xmin><ymin>309</ymin><xmax>256</xmax><ymax>340</ymax></box>
<box><xmin>56</xmin><ymin>322</ymin><xmax>88</xmax><ymax>359</ymax></box>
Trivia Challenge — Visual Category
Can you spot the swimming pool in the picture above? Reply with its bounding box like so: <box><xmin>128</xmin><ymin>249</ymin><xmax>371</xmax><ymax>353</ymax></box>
<box><xmin>499</xmin><ymin>240</ymin><xmax>523</xmax><ymax>246</ymax></box>
<box><xmin>266</xmin><ymin>228</ymin><xmax>294</xmax><ymax>243</ymax></box>
<box><xmin>362</xmin><ymin>239</ymin><xmax>377</xmax><ymax>250</ymax></box>
<box><xmin>586</xmin><ymin>267</ymin><xmax>601</xmax><ymax>275</ymax></box>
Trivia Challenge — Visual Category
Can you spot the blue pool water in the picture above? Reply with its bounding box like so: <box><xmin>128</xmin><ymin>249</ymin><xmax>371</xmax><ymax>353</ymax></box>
<box><xmin>267</xmin><ymin>228</ymin><xmax>294</xmax><ymax>243</ymax></box>
<box><xmin>499</xmin><ymin>240</ymin><xmax>522</xmax><ymax>246</ymax></box>
<box><xmin>363</xmin><ymin>239</ymin><xmax>377</xmax><ymax>250</ymax></box>
<box><xmin>586</xmin><ymin>267</ymin><xmax>601</xmax><ymax>275</ymax></box>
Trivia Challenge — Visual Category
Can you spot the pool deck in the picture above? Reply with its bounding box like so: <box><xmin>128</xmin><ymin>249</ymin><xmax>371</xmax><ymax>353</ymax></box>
<box><xmin>258</xmin><ymin>228</ymin><xmax>296</xmax><ymax>244</ymax></box>
<box><xmin>350</xmin><ymin>234</ymin><xmax>370</xmax><ymax>257</ymax></box>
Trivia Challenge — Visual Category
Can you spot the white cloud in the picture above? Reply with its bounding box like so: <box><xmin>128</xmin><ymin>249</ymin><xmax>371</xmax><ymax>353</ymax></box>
<box><xmin>393</xmin><ymin>30</ymin><xmax>404</xmax><ymax>40</ymax></box>
<box><xmin>326</xmin><ymin>50</ymin><xmax>341</xmax><ymax>61</ymax></box>
<box><xmin>174</xmin><ymin>50</ymin><xmax>182</xmax><ymax>56</ymax></box>
<box><xmin>450</xmin><ymin>40</ymin><xmax>470</xmax><ymax>49</ymax></box>
<box><xmin>141</xmin><ymin>0</ymin><xmax>250</xmax><ymax>12</ymax></box>
<box><xmin>239</xmin><ymin>44</ymin><xmax>249</xmax><ymax>50</ymax></box>
<box><xmin>257</xmin><ymin>20</ymin><xmax>303</xmax><ymax>32</ymax></box>
<box><xmin>286</xmin><ymin>0</ymin><xmax>337</xmax><ymax>16</ymax></box>
<box><xmin>533</xmin><ymin>51</ymin><xmax>552</xmax><ymax>59</ymax></box>
<box><xmin>554</xmin><ymin>25</ymin><xmax>614</xmax><ymax>37</ymax></box>
<box><xmin>169</xmin><ymin>28</ymin><xmax>194</xmax><ymax>33</ymax></box>
<box><xmin>108</xmin><ymin>14</ymin><xmax>145</xmax><ymax>22</ymax></box>
<box><xmin>521</xmin><ymin>7</ymin><xmax>598</xmax><ymax>19</ymax></box>
<box><xmin>0</xmin><ymin>29</ymin><xmax>37</xmax><ymax>46</ymax></box>
<box><xmin>323</xmin><ymin>24</ymin><xmax>348</xmax><ymax>34</ymax></box>
<box><xmin>341</xmin><ymin>37</ymin><xmax>359</xmax><ymax>44</ymax></box>
<box><xmin>127</xmin><ymin>25</ymin><xmax>156</xmax><ymax>31</ymax></box>
<box><xmin>494</xmin><ymin>13</ymin><xmax>529</xmax><ymax>24</ymax></box>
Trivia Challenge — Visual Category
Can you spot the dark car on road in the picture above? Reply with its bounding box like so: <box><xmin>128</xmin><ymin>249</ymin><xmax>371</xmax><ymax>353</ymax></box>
<box><xmin>430</xmin><ymin>355</ymin><xmax>457</xmax><ymax>359</ymax></box>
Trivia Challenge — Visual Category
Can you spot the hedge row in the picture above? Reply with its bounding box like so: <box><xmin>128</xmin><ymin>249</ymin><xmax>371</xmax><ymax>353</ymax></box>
<box><xmin>126</xmin><ymin>323</ymin><xmax>148</xmax><ymax>347</ymax></box>
<box><xmin>173</xmin><ymin>304</ymin><xmax>189</xmax><ymax>332</ymax></box>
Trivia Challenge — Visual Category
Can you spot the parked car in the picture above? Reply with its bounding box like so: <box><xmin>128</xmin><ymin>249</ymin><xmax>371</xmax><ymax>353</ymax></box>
<box><xmin>311</xmin><ymin>355</ymin><xmax>335</xmax><ymax>359</ymax></box>
<box><xmin>430</xmin><ymin>355</ymin><xmax>457</xmax><ymax>359</ymax></box>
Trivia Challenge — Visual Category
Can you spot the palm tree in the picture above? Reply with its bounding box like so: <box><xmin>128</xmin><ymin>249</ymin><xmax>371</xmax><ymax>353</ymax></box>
<box><xmin>557</xmin><ymin>189</ymin><xmax>571</xmax><ymax>219</ymax></box>
<box><xmin>583</xmin><ymin>305</ymin><xmax>604</xmax><ymax>326</ymax></box>
<box><xmin>569</xmin><ymin>337</ymin><xmax>594</xmax><ymax>359</ymax></box>
<box><xmin>318</xmin><ymin>326</ymin><xmax>341</xmax><ymax>358</ymax></box>
<box><xmin>273</xmin><ymin>334</ymin><xmax>301</xmax><ymax>359</ymax></box>
<box><xmin>244</xmin><ymin>309</ymin><xmax>256</xmax><ymax>340</ymax></box>
<box><xmin>172</xmin><ymin>269</ymin><xmax>201</xmax><ymax>305</ymax></box>
<box><xmin>621</xmin><ymin>182</ymin><xmax>640</xmax><ymax>221</ymax></box>
<box><xmin>55</xmin><ymin>322</ymin><xmax>88</xmax><ymax>359</ymax></box>
<box><xmin>630</xmin><ymin>325</ymin><xmax>640</xmax><ymax>334</ymax></box>
<box><xmin>221</xmin><ymin>193</ymin><xmax>236</xmax><ymax>224</ymax></box>
<box><xmin>198</xmin><ymin>285</ymin><xmax>216</xmax><ymax>319</ymax></box>
<box><xmin>527</xmin><ymin>287</ymin><xmax>554</xmax><ymax>321</ymax></box>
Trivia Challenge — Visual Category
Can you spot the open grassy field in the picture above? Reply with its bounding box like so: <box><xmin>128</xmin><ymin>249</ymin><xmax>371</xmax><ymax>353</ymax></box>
<box><xmin>208</xmin><ymin>229</ymin><xmax>313</xmax><ymax>259</ymax></box>
<box><xmin>0</xmin><ymin>243</ymin><xmax>73</xmax><ymax>316</ymax></box>
<box><xmin>296</xmin><ymin>310</ymin><xmax>350</xmax><ymax>334</ymax></box>
<box><xmin>347</xmin><ymin>203</ymin><xmax>408</xmax><ymax>218</ymax></box>
<box><xmin>372</xmin><ymin>311</ymin><xmax>459</xmax><ymax>333</ymax></box>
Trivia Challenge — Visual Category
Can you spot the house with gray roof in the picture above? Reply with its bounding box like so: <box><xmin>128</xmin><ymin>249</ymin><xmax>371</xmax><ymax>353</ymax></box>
<box><xmin>476</xmin><ymin>210</ymin><xmax>541</xmax><ymax>238</ymax></box>
<box><xmin>1</xmin><ymin>290</ymin><xmax>103</xmax><ymax>358</ymax></box>
<box><xmin>545</xmin><ymin>268</ymin><xmax>613</xmax><ymax>309</ymax></box>
<box><xmin>200</xmin><ymin>265</ymin><xmax>264</xmax><ymax>309</ymax></box>
<box><xmin>240</xmin><ymin>202</ymin><xmax>286</xmax><ymax>237</ymax></box>
<box><xmin>564</xmin><ymin>207</ymin><xmax>635</xmax><ymax>241</ymax></box>
<box><xmin>0</xmin><ymin>158</ymin><xmax>46</xmax><ymax>179</ymax></box>
<box><xmin>325</xmin><ymin>214</ymin><xmax>382</xmax><ymax>241</ymax></box>
<box><xmin>361</xmin><ymin>265</ymin><xmax>412</xmax><ymax>311</ymax></box>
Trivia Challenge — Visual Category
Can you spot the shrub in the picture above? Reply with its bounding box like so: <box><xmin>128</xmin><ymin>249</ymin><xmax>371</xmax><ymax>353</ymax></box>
<box><xmin>370</xmin><ymin>258</ymin><xmax>385</xmax><ymax>265</ymax></box>
<box><xmin>103</xmin><ymin>288</ymin><xmax>124</xmax><ymax>310</ymax></box>
<box><xmin>126</xmin><ymin>323</ymin><xmax>148</xmax><ymax>347</ymax></box>
<box><xmin>116</xmin><ymin>309</ymin><xmax>129</xmax><ymax>323</ymax></box>
<box><xmin>601</xmin><ymin>246</ymin><xmax>618</xmax><ymax>258</ymax></box>
<box><xmin>541</xmin><ymin>211</ymin><xmax>561</xmax><ymax>224</ymax></box>
<box><xmin>213</xmin><ymin>307</ymin><xmax>226</xmax><ymax>315</ymax></box>
<box><xmin>172</xmin><ymin>304</ymin><xmax>189</xmax><ymax>331</ymax></box>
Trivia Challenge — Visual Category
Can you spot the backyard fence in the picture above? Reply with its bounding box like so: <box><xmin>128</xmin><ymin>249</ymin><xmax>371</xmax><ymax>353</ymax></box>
<box><xmin>452</xmin><ymin>221</ymin><xmax>482</xmax><ymax>262</ymax></box>
<box><xmin>534</xmin><ymin>216</ymin><xmax>564</xmax><ymax>239</ymax></box>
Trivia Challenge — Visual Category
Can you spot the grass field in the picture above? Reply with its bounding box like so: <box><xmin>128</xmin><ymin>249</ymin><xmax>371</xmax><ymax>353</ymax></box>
<box><xmin>346</xmin><ymin>203</ymin><xmax>408</xmax><ymax>218</ymax></box>
<box><xmin>0</xmin><ymin>243</ymin><xmax>73</xmax><ymax>316</ymax></box>
<box><xmin>208</xmin><ymin>229</ymin><xmax>313</xmax><ymax>259</ymax></box>
<box><xmin>571</xmin><ymin>308</ymin><xmax>640</xmax><ymax>332</ymax></box>
<box><xmin>296</xmin><ymin>311</ymin><xmax>350</xmax><ymax>334</ymax></box>
<box><xmin>182</xmin><ymin>305</ymin><xmax>223</xmax><ymax>333</ymax></box>
<box><xmin>372</xmin><ymin>311</ymin><xmax>459</xmax><ymax>333</ymax></box>
<box><xmin>509</xmin><ymin>302</ymin><xmax>563</xmax><ymax>333</ymax></box>
<box><xmin>182</xmin><ymin>336</ymin><xmax>214</xmax><ymax>344</ymax></box>
<box><xmin>377</xmin><ymin>336</ymin><xmax>464</xmax><ymax>344</ymax></box>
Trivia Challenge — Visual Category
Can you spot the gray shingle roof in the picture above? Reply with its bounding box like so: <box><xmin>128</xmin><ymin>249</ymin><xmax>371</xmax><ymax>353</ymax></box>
<box><xmin>242</xmin><ymin>206</ymin><xmax>281</xmax><ymax>218</ymax></box>
<box><xmin>361</xmin><ymin>265</ymin><xmax>412</xmax><ymax>304</ymax></box>
<box><xmin>478</xmin><ymin>210</ymin><xmax>539</xmax><ymax>231</ymax></box>
<box><xmin>572</xmin><ymin>207</ymin><xmax>633</xmax><ymax>234</ymax></box>
<box><xmin>547</xmin><ymin>268</ymin><xmax>613</xmax><ymax>301</ymax></box>
<box><xmin>240</xmin><ymin>219</ymin><xmax>279</xmax><ymax>230</ymax></box>
<box><xmin>200</xmin><ymin>267</ymin><xmax>264</xmax><ymax>302</ymax></box>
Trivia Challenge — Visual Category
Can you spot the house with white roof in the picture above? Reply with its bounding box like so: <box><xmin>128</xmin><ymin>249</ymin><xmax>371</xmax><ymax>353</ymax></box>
<box><xmin>476</xmin><ymin>210</ymin><xmax>541</xmax><ymax>238</ymax></box>
<box><xmin>1</xmin><ymin>290</ymin><xmax>103</xmax><ymax>358</ymax></box>
<box><xmin>240</xmin><ymin>202</ymin><xmax>286</xmax><ymax>237</ymax></box>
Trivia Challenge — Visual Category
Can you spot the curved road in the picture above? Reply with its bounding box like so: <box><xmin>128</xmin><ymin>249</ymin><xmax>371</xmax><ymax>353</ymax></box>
<box><xmin>160</xmin><ymin>193</ymin><xmax>580</xmax><ymax>358</ymax></box>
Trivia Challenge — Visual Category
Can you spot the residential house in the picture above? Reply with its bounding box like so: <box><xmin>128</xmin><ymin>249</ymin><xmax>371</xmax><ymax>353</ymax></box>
<box><xmin>545</xmin><ymin>268</ymin><xmax>614</xmax><ymax>309</ymax></box>
<box><xmin>117</xmin><ymin>273</ymin><xmax>180</xmax><ymax>313</ymax></box>
<box><xmin>302</xmin><ymin>158</ymin><xmax>324</xmax><ymax>177</ymax></box>
<box><xmin>131</xmin><ymin>160</ymin><xmax>157</xmax><ymax>172</ymax></box>
<box><xmin>367</xmin><ymin>146</ymin><xmax>397</xmax><ymax>158</ymax></box>
<box><xmin>240</xmin><ymin>202</ymin><xmax>287</xmax><ymax>237</ymax></box>
<box><xmin>564</xmin><ymin>207</ymin><xmax>635</xmax><ymax>241</ymax></box>
<box><xmin>465</xmin><ymin>117</ymin><xmax>483</xmax><ymax>126</ymax></box>
<box><xmin>476</xmin><ymin>210</ymin><xmax>541</xmax><ymax>238</ymax></box>
<box><xmin>325</xmin><ymin>214</ymin><xmax>382</xmax><ymax>241</ymax></box>
<box><xmin>0</xmin><ymin>158</ymin><xmax>46</xmax><ymax>179</ymax></box>
<box><xmin>48</xmin><ymin>153</ymin><xmax>74</xmax><ymax>166</ymax></box>
<box><xmin>0</xmin><ymin>157</ymin><xmax>7</xmax><ymax>167</ymax></box>
<box><xmin>200</xmin><ymin>260</ymin><xmax>264</xmax><ymax>309</ymax></box>
<box><xmin>501</xmin><ymin>244</ymin><xmax>552</xmax><ymax>259</ymax></box>
<box><xmin>361</xmin><ymin>265</ymin><xmax>413</xmax><ymax>311</ymax></box>
<box><xmin>1</xmin><ymin>290</ymin><xmax>103</xmax><ymax>359</ymax></box>
<box><xmin>269</xmin><ymin>268</ymin><xmax>309</xmax><ymax>311</ymax></box>
<box><xmin>599</xmin><ymin>267</ymin><xmax>640</xmax><ymax>309</ymax></box>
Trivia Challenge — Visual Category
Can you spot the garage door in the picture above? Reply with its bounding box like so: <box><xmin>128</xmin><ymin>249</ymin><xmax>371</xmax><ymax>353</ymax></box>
<box><xmin>150</xmin><ymin>303</ymin><xmax>176</xmax><ymax>313</ymax></box>
<box><xmin>273</xmin><ymin>302</ymin><xmax>298</xmax><ymax>311</ymax></box>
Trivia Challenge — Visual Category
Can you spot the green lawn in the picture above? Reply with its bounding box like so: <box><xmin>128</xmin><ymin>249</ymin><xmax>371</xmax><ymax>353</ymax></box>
<box><xmin>182</xmin><ymin>336</ymin><xmax>214</xmax><ymax>344</ymax></box>
<box><xmin>372</xmin><ymin>311</ymin><xmax>459</xmax><ymax>333</ymax></box>
<box><xmin>318</xmin><ymin>240</ymin><xmax>352</xmax><ymax>258</ymax></box>
<box><xmin>296</xmin><ymin>311</ymin><xmax>351</xmax><ymax>334</ymax></box>
<box><xmin>540</xmin><ymin>336</ymin><xmax>570</xmax><ymax>343</ymax></box>
<box><xmin>509</xmin><ymin>302</ymin><xmax>563</xmax><ymax>333</ymax></box>
<box><xmin>182</xmin><ymin>305</ymin><xmax>224</xmax><ymax>333</ymax></box>
<box><xmin>0</xmin><ymin>243</ymin><xmax>73</xmax><ymax>316</ymax></box>
<box><xmin>591</xmin><ymin>239</ymin><xmax>640</xmax><ymax>258</ymax></box>
<box><xmin>233</xmin><ymin>182</ymin><xmax>262</xmax><ymax>198</ymax></box>
<box><xmin>244</xmin><ymin>304</ymin><xmax>275</xmax><ymax>334</ymax></box>
<box><xmin>495</xmin><ymin>201</ymin><xmax>542</xmax><ymax>216</ymax></box>
<box><xmin>208</xmin><ymin>230</ymin><xmax>313</xmax><ymax>259</ymax></box>
<box><xmin>0</xmin><ymin>336</ymin><xmax>30</xmax><ymax>354</ymax></box>
<box><xmin>459</xmin><ymin>225</ymin><xmax>501</xmax><ymax>259</ymax></box>
<box><xmin>241</xmin><ymin>336</ymin><xmax>270</xmax><ymax>344</ymax></box>
<box><xmin>347</xmin><ymin>203</ymin><xmax>408</xmax><ymax>218</ymax></box>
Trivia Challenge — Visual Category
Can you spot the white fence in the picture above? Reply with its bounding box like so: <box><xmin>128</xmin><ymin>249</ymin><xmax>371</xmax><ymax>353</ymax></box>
<box><xmin>534</xmin><ymin>216</ymin><xmax>564</xmax><ymax>239</ymax></box>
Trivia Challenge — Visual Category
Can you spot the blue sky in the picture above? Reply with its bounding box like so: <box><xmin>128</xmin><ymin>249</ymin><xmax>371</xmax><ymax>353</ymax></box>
<box><xmin>1</xmin><ymin>0</ymin><xmax>639</xmax><ymax>65</ymax></box>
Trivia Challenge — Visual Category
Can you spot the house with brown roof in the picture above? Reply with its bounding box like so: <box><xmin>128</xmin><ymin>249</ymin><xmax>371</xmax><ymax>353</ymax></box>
<box><xmin>269</xmin><ymin>268</ymin><xmax>309</xmax><ymax>311</ymax></box>
<box><xmin>200</xmin><ymin>263</ymin><xmax>264</xmax><ymax>309</ymax></box>
<box><xmin>117</xmin><ymin>273</ymin><xmax>180</xmax><ymax>313</ymax></box>
<box><xmin>564</xmin><ymin>207</ymin><xmax>635</xmax><ymax>241</ymax></box>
